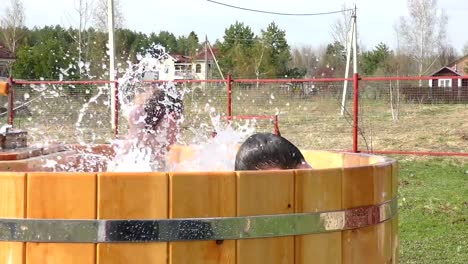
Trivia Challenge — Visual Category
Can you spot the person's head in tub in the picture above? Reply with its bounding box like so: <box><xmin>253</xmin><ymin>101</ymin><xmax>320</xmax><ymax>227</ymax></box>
<box><xmin>234</xmin><ymin>133</ymin><xmax>311</xmax><ymax>171</ymax></box>
<box><xmin>127</xmin><ymin>85</ymin><xmax>183</xmax><ymax>148</ymax></box>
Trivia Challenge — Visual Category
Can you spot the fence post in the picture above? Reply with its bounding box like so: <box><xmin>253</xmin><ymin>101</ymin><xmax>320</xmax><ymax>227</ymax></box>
<box><xmin>114</xmin><ymin>77</ymin><xmax>119</xmax><ymax>138</ymax></box>
<box><xmin>352</xmin><ymin>73</ymin><xmax>359</xmax><ymax>153</ymax></box>
<box><xmin>7</xmin><ymin>76</ymin><xmax>14</xmax><ymax>126</ymax></box>
<box><xmin>273</xmin><ymin>115</ymin><xmax>280</xmax><ymax>136</ymax></box>
<box><xmin>227</xmin><ymin>74</ymin><xmax>232</xmax><ymax>118</ymax></box>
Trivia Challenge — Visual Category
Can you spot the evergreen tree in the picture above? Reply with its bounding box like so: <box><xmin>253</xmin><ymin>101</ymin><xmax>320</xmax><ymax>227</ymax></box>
<box><xmin>218</xmin><ymin>21</ymin><xmax>255</xmax><ymax>78</ymax></box>
<box><xmin>361</xmin><ymin>43</ymin><xmax>394</xmax><ymax>76</ymax></box>
<box><xmin>259</xmin><ymin>22</ymin><xmax>291</xmax><ymax>78</ymax></box>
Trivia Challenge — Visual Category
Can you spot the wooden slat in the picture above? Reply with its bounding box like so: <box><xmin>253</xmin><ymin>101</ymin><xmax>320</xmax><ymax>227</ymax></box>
<box><xmin>236</xmin><ymin>170</ymin><xmax>294</xmax><ymax>264</ymax></box>
<box><xmin>391</xmin><ymin>161</ymin><xmax>399</xmax><ymax>198</ymax></box>
<box><xmin>342</xmin><ymin>166</ymin><xmax>375</xmax><ymax>209</ymax></box>
<box><xmin>166</xmin><ymin>145</ymin><xmax>183</xmax><ymax>165</ymax></box>
<box><xmin>97</xmin><ymin>172</ymin><xmax>168</xmax><ymax>264</ymax></box>
<box><xmin>341</xmin><ymin>162</ymin><xmax>394</xmax><ymax>263</ymax></box>
<box><xmin>26</xmin><ymin>172</ymin><xmax>96</xmax><ymax>264</ymax></box>
<box><xmin>391</xmin><ymin>216</ymin><xmax>399</xmax><ymax>264</ymax></box>
<box><xmin>0</xmin><ymin>151</ymin><xmax>78</xmax><ymax>172</ymax></box>
<box><xmin>373</xmin><ymin>162</ymin><xmax>393</xmax><ymax>204</ymax></box>
<box><xmin>0</xmin><ymin>173</ymin><xmax>26</xmax><ymax>264</ymax></box>
<box><xmin>342</xmin><ymin>221</ymin><xmax>392</xmax><ymax>264</ymax></box>
<box><xmin>391</xmin><ymin>161</ymin><xmax>399</xmax><ymax>264</ymax></box>
<box><xmin>368</xmin><ymin>156</ymin><xmax>385</xmax><ymax>165</ymax></box>
<box><xmin>0</xmin><ymin>81</ymin><xmax>8</xmax><ymax>96</ymax></box>
<box><xmin>301</xmin><ymin>151</ymin><xmax>344</xmax><ymax>169</ymax></box>
<box><xmin>169</xmin><ymin>171</ymin><xmax>236</xmax><ymax>264</ymax></box>
<box><xmin>295</xmin><ymin>168</ymin><xmax>342</xmax><ymax>264</ymax></box>
<box><xmin>343</xmin><ymin>152</ymin><xmax>377</xmax><ymax>167</ymax></box>
<box><xmin>0</xmin><ymin>161</ymin><xmax>28</xmax><ymax>172</ymax></box>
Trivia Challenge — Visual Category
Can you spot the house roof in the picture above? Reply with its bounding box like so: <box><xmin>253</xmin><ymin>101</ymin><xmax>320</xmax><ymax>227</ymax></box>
<box><xmin>429</xmin><ymin>66</ymin><xmax>462</xmax><ymax>77</ymax></box>
<box><xmin>171</xmin><ymin>54</ymin><xmax>191</xmax><ymax>63</ymax></box>
<box><xmin>168</xmin><ymin>48</ymin><xmax>219</xmax><ymax>63</ymax></box>
<box><xmin>0</xmin><ymin>45</ymin><xmax>14</xmax><ymax>60</ymax></box>
<box><xmin>194</xmin><ymin>48</ymin><xmax>218</xmax><ymax>61</ymax></box>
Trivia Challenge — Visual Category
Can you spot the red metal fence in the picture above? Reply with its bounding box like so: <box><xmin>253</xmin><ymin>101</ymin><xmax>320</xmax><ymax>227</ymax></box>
<box><xmin>3</xmin><ymin>79</ymin><xmax>115</xmax><ymax>144</ymax></box>
<box><xmin>3</xmin><ymin>75</ymin><xmax>467</xmax><ymax>156</ymax></box>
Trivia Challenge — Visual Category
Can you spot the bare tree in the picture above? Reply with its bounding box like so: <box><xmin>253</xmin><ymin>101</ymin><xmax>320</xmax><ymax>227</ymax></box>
<box><xmin>397</xmin><ymin>0</ymin><xmax>448</xmax><ymax>80</ymax></box>
<box><xmin>290</xmin><ymin>45</ymin><xmax>318</xmax><ymax>77</ymax></box>
<box><xmin>0</xmin><ymin>0</ymin><xmax>25</xmax><ymax>53</ymax></box>
<box><xmin>330</xmin><ymin>3</ymin><xmax>353</xmax><ymax>48</ymax></box>
<box><xmin>65</xmin><ymin>0</ymin><xmax>94</xmax><ymax>64</ymax></box>
<box><xmin>253</xmin><ymin>40</ymin><xmax>266</xmax><ymax>87</ymax></box>
<box><xmin>438</xmin><ymin>44</ymin><xmax>458</xmax><ymax>66</ymax></box>
<box><xmin>462</xmin><ymin>41</ymin><xmax>468</xmax><ymax>56</ymax></box>
<box><xmin>76</xmin><ymin>0</ymin><xmax>93</xmax><ymax>62</ymax></box>
<box><xmin>92</xmin><ymin>0</ymin><xmax>125</xmax><ymax>31</ymax></box>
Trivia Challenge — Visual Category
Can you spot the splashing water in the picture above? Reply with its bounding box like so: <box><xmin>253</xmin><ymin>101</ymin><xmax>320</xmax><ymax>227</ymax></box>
<box><xmin>108</xmin><ymin>44</ymin><xmax>188</xmax><ymax>172</ymax></box>
<box><xmin>75</xmin><ymin>85</ymin><xmax>107</xmax><ymax>145</ymax></box>
<box><xmin>169</xmin><ymin>112</ymin><xmax>256</xmax><ymax>172</ymax></box>
<box><xmin>106</xmin><ymin>41</ymin><xmax>260</xmax><ymax>172</ymax></box>
<box><xmin>37</xmin><ymin>44</ymin><xmax>258</xmax><ymax>172</ymax></box>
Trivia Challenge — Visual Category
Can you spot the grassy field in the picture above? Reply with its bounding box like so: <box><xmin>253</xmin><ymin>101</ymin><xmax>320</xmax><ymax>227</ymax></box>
<box><xmin>183</xmin><ymin>85</ymin><xmax>468</xmax><ymax>152</ymax></box>
<box><xmin>4</xmin><ymin>84</ymin><xmax>467</xmax><ymax>153</ymax></box>
<box><xmin>397</xmin><ymin>156</ymin><xmax>468</xmax><ymax>263</ymax></box>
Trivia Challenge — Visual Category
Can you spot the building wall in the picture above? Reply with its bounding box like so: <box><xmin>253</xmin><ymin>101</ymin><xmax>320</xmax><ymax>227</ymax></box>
<box><xmin>158</xmin><ymin>59</ymin><xmax>176</xmax><ymax>81</ymax></box>
<box><xmin>157</xmin><ymin>59</ymin><xmax>213</xmax><ymax>81</ymax></box>
<box><xmin>192</xmin><ymin>61</ymin><xmax>210</xmax><ymax>80</ymax></box>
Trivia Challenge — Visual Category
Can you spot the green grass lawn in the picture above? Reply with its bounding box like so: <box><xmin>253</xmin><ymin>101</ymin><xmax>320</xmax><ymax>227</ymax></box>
<box><xmin>397</xmin><ymin>157</ymin><xmax>468</xmax><ymax>263</ymax></box>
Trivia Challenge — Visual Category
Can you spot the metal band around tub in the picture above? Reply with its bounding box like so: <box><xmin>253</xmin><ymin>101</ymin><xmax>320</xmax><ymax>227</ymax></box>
<box><xmin>0</xmin><ymin>198</ymin><xmax>397</xmax><ymax>243</ymax></box>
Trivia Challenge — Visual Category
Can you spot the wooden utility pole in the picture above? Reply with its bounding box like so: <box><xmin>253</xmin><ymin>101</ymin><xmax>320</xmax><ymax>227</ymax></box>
<box><xmin>340</xmin><ymin>6</ymin><xmax>357</xmax><ymax>115</ymax></box>
<box><xmin>108</xmin><ymin>0</ymin><xmax>116</xmax><ymax>129</ymax></box>
<box><xmin>205</xmin><ymin>35</ymin><xmax>208</xmax><ymax>81</ymax></box>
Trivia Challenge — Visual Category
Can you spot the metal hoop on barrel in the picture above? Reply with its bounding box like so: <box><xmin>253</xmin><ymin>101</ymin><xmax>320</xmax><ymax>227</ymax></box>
<box><xmin>0</xmin><ymin>198</ymin><xmax>397</xmax><ymax>243</ymax></box>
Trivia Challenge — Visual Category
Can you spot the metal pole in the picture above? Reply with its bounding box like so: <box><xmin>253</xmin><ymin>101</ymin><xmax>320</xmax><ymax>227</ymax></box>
<box><xmin>108</xmin><ymin>0</ymin><xmax>116</xmax><ymax>130</ymax></box>
<box><xmin>113</xmin><ymin>77</ymin><xmax>119</xmax><ymax>138</ymax></box>
<box><xmin>352</xmin><ymin>73</ymin><xmax>359</xmax><ymax>153</ymax></box>
<box><xmin>352</xmin><ymin>5</ymin><xmax>358</xmax><ymax>75</ymax></box>
<box><xmin>352</xmin><ymin>5</ymin><xmax>359</xmax><ymax>153</ymax></box>
<box><xmin>7</xmin><ymin>76</ymin><xmax>14</xmax><ymax>126</ymax></box>
<box><xmin>205</xmin><ymin>35</ymin><xmax>208</xmax><ymax>81</ymax></box>
<box><xmin>227</xmin><ymin>74</ymin><xmax>232</xmax><ymax>117</ymax></box>
<box><xmin>273</xmin><ymin>115</ymin><xmax>280</xmax><ymax>136</ymax></box>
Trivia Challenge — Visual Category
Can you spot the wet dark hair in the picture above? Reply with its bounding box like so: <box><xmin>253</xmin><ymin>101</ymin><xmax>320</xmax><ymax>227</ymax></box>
<box><xmin>235</xmin><ymin>132</ymin><xmax>306</xmax><ymax>171</ymax></box>
<box><xmin>143</xmin><ymin>87</ymin><xmax>183</xmax><ymax>131</ymax></box>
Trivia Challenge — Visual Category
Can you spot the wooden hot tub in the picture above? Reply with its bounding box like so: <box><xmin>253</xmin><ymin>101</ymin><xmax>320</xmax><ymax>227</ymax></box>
<box><xmin>0</xmin><ymin>145</ymin><xmax>398</xmax><ymax>264</ymax></box>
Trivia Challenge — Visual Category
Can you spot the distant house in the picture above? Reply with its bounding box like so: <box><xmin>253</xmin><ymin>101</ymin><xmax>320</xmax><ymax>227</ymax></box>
<box><xmin>428</xmin><ymin>67</ymin><xmax>466</xmax><ymax>88</ymax></box>
<box><xmin>156</xmin><ymin>54</ymin><xmax>193</xmax><ymax>81</ymax></box>
<box><xmin>192</xmin><ymin>48</ymin><xmax>218</xmax><ymax>80</ymax></box>
<box><xmin>429</xmin><ymin>55</ymin><xmax>468</xmax><ymax>88</ymax></box>
<box><xmin>156</xmin><ymin>49</ymin><xmax>218</xmax><ymax>81</ymax></box>
<box><xmin>0</xmin><ymin>44</ymin><xmax>15</xmax><ymax>77</ymax></box>
<box><xmin>411</xmin><ymin>55</ymin><xmax>468</xmax><ymax>103</ymax></box>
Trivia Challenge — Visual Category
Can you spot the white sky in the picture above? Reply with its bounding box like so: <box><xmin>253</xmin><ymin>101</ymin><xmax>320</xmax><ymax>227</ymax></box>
<box><xmin>14</xmin><ymin>0</ymin><xmax>468</xmax><ymax>53</ymax></box>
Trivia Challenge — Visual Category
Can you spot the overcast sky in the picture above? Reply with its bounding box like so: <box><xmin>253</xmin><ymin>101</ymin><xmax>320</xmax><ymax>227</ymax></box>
<box><xmin>14</xmin><ymin>0</ymin><xmax>468</xmax><ymax>53</ymax></box>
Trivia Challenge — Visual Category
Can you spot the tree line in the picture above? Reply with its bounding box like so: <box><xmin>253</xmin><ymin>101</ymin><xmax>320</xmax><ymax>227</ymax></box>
<box><xmin>1</xmin><ymin>0</ymin><xmax>467</xmax><ymax>81</ymax></box>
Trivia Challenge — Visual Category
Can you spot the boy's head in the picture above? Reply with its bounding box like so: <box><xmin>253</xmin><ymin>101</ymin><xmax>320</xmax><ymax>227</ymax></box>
<box><xmin>142</xmin><ymin>86</ymin><xmax>183</xmax><ymax>146</ymax></box>
<box><xmin>235</xmin><ymin>133</ymin><xmax>311</xmax><ymax>171</ymax></box>
<box><xmin>143</xmin><ymin>87</ymin><xmax>183</xmax><ymax>130</ymax></box>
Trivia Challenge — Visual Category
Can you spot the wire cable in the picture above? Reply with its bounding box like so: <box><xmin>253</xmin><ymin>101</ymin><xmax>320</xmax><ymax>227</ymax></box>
<box><xmin>207</xmin><ymin>0</ymin><xmax>353</xmax><ymax>16</ymax></box>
